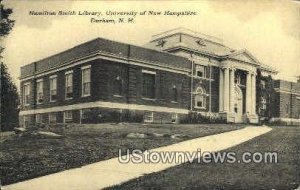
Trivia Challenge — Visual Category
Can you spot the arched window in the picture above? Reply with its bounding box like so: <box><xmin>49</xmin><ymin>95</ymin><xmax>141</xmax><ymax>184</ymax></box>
<box><xmin>194</xmin><ymin>87</ymin><xmax>206</xmax><ymax>109</ymax></box>
<box><xmin>113</xmin><ymin>76</ymin><xmax>122</xmax><ymax>96</ymax></box>
<box><xmin>172</xmin><ymin>85</ymin><xmax>178</xmax><ymax>102</ymax></box>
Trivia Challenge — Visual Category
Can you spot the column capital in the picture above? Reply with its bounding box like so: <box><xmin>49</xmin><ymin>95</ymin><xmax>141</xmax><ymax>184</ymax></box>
<box><xmin>251</xmin><ymin>71</ymin><xmax>257</xmax><ymax>76</ymax></box>
<box><xmin>221</xmin><ymin>66</ymin><xmax>230</xmax><ymax>70</ymax></box>
<box><xmin>245</xmin><ymin>70</ymin><xmax>256</xmax><ymax>75</ymax></box>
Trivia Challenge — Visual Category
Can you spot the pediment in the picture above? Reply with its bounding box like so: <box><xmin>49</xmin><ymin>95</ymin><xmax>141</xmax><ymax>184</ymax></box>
<box><xmin>227</xmin><ymin>50</ymin><xmax>259</xmax><ymax>65</ymax></box>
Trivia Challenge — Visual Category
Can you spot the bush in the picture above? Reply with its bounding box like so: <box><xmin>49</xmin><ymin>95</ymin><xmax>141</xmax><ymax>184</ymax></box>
<box><xmin>81</xmin><ymin>109</ymin><xmax>144</xmax><ymax>124</ymax></box>
<box><xmin>180</xmin><ymin>111</ymin><xmax>226</xmax><ymax>124</ymax></box>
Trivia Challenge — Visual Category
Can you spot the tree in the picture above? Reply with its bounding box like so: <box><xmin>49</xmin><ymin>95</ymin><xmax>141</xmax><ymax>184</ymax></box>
<box><xmin>1</xmin><ymin>63</ymin><xmax>19</xmax><ymax>131</ymax></box>
<box><xmin>1</xmin><ymin>0</ymin><xmax>18</xmax><ymax>131</ymax></box>
<box><xmin>256</xmin><ymin>68</ymin><xmax>276</xmax><ymax>123</ymax></box>
<box><xmin>0</xmin><ymin>0</ymin><xmax>14</xmax><ymax>37</ymax></box>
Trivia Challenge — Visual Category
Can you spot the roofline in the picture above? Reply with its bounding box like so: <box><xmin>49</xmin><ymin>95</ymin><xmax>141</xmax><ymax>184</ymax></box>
<box><xmin>21</xmin><ymin>37</ymin><xmax>190</xmax><ymax>71</ymax></box>
<box><xmin>151</xmin><ymin>27</ymin><xmax>223</xmax><ymax>45</ymax></box>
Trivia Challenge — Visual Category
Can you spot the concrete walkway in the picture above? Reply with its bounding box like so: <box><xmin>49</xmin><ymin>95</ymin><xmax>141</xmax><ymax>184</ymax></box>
<box><xmin>3</xmin><ymin>126</ymin><xmax>272</xmax><ymax>190</ymax></box>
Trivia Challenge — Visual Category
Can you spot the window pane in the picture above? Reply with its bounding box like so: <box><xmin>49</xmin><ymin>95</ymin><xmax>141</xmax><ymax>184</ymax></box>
<box><xmin>113</xmin><ymin>79</ymin><xmax>122</xmax><ymax>95</ymax></box>
<box><xmin>196</xmin><ymin>65</ymin><xmax>206</xmax><ymax>78</ymax></box>
<box><xmin>142</xmin><ymin>73</ymin><xmax>155</xmax><ymax>98</ymax></box>
<box><xmin>144</xmin><ymin>111</ymin><xmax>153</xmax><ymax>122</ymax></box>
<box><xmin>65</xmin><ymin>73</ymin><xmax>73</xmax><ymax>98</ymax></box>
<box><xmin>172</xmin><ymin>87</ymin><xmax>178</xmax><ymax>102</ymax></box>
<box><xmin>82</xmin><ymin>68</ymin><xmax>91</xmax><ymax>96</ymax></box>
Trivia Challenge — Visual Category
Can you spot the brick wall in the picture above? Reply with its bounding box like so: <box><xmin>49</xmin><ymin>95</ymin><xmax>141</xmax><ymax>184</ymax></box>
<box><xmin>273</xmin><ymin>80</ymin><xmax>300</xmax><ymax>119</ymax></box>
<box><xmin>19</xmin><ymin>58</ymin><xmax>192</xmax><ymax>126</ymax></box>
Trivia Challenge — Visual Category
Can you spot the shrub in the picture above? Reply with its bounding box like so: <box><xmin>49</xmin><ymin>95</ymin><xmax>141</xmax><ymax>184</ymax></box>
<box><xmin>180</xmin><ymin>111</ymin><xmax>226</xmax><ymax>124</ymax></box>
<box><xmin>81</xmin><ymin>109</ymin><xmax>144</xmax><ymax>124</ymax></box>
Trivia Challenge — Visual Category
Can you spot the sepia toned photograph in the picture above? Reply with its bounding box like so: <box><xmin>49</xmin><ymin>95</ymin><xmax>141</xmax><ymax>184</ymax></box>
<box><xmin>0</xmin><ymin>0</ymin><xmax>299</xmax><ymax>189</ymax></box>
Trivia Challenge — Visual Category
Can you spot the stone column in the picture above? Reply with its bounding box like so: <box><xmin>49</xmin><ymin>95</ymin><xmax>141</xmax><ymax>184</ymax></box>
<box><xmin>246</xmin><ymin>71</ymin><xmax>252</xmax><ymax>114</ymax></box>
<box><xmin>223</xmin><ymin>68</ymin><xmax>230</xmax><ymax>112</ymax></box>
<box><xmin>251</xmin><ymin>73</ymin><xmax>256</xmax><ymax>115</ymax></box>
<box><xmin>229</xmin><ymin>68</ymin><xmax>235</xmax><ymax>113</ymax></box>
<box><xmin>219</xmin><ymin>68</ymin><xmax>224</xmax><ymax>112</ymax></box>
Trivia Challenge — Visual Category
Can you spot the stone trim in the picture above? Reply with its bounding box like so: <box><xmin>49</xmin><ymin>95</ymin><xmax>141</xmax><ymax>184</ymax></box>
<box><xmin>19</xmin><ymin>101</ymin><xmax>190</xmax><ymax>116</ymax></box>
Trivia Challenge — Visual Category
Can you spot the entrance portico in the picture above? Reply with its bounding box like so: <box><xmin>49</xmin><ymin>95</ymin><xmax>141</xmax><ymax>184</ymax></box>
<box><xmin>219</xmin><ymin>66</ymin><xmax>258</xmax><ymax>123</ymax></box>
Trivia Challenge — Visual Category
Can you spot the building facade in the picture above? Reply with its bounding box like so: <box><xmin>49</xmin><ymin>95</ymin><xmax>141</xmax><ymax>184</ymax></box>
<box><xmin>20</xmin><ymin>28</ymin><xmax>289</xmax><ymax>126</ymax></box>
<box><xmin>270</xmin><ymin>79</ymin><xmax>300</xmax><ymax>125</ymax></box>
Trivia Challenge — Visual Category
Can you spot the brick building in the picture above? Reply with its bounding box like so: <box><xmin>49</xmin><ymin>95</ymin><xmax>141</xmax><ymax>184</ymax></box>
<box><xmin>20</xmin><ymin>28</ymin><xmax>285</xmax><ymax>126</ymax></box>
<box><xmin>269</xmin><ymin>79</ymin><xmax>300</xmax><ymax>125</ymax></box>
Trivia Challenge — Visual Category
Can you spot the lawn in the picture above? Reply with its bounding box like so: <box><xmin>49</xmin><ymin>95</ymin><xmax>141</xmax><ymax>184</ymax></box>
<box><xmin>0</xmin><ymin>123</ymin><xmax>242</xmax><ymax>185</ymax></box>
<box><xmin>108</xmin><ymin>126</ymin><xmax>300</xmax><ymax>190</ymax></box>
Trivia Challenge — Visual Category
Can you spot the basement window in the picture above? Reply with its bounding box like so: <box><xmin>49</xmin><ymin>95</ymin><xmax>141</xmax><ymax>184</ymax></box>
<box><xmin>49</xmin><ymin>112</ymin><xmax>57</xmax><ymax>123</ymax></box>
<box><xmin>36</xmin><ymin>114</ymin><xmax>43</xmax><ymax>123</ymax></box>
<box><xmin>64</xmin><ymin>111</ymin><xmax>73</xmax><ymax>123</ymax></box>
<box><xmin>171</xmin><ymin>113</ymin><xmax>178</xmax><ymax>123</ymax></box>
<box><xmin>144</xmin><ymin>111</ymin><xmax>154</xmax><ymax>123</ymax></box>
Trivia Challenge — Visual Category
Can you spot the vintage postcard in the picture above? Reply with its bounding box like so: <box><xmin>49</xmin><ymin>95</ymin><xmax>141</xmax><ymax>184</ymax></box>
<box><xmin>1</xmin><ymin>0</ymin><xmax>299</xmax><ymax>189</ymax></box>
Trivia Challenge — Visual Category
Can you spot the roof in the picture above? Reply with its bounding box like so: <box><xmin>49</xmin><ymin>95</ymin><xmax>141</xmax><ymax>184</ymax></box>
<box><xmin>146</xmin><ymin>30</ymin><xmax>234</xmax><ymax>57</ymax></box>
<box><xmin>20</xmin><ymin>37</ymin><xmax>191</xmax><ymax>78</ymax></box>
<box><xmin>146</xmin><ymin>30</ymin><xmax>277</xmax><ymax>73</ymax></box>
<box><xmin>151</xmin><ymin>27</ymin><xmax>223</xmax><ymax>44</ymax></box>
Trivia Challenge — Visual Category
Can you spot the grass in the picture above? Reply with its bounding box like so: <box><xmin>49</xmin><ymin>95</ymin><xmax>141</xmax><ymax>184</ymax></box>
<box><xmin>108</xmin><ymin>126</ymin><xmax>300</xmax><ymax>190</ymax></box>
<box><xmin>0</xmin><ymin>123</ymin><xmax>242</xmax><ymax>185</ymax></box>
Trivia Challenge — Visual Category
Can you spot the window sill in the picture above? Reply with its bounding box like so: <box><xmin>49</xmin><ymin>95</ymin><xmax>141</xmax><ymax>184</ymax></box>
<box><xmin>65</xmin><ymin>97</ymin><xmax>73</xmax><ymax>100</ymax></box>
<box><xmin>142</xmin><ymin>98</ymin><xmax>156</xmax><ymax>101</ymax></box>
<box><xmin>113</xmin><ymin>95</ymin><xmax>123</xmax><ymax>98</ymax></box>
<box><xmin>171</xmin><ymin>101</ymin><xmax>178</xmax><ymax>103</ymax></box>
<box><xmin>194</xmin><ymin>106</ymin><xmax>206</xmax><ymax>109</ymax></box>
<box><xmin>194</xmin><ymin>76</ymin><xmax>214</xmax><ymax>81</ymax></box>
<box><xmin>144</xmin><ymin>120</ymin><xmax>154</xmax><ymax>123</ymax></box>
<box><xmin>50</xmin><ymin>100</ymin><xmax>57</xmax><ymax>103</ymax></box>
<box><xmin>81</xmin><ymin>94</ymin><xmax>90</xmax><ymax>97</ymax></box>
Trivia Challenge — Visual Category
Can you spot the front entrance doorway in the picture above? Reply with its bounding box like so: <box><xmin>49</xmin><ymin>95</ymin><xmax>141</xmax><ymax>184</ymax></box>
<box><xmin>234</xmin><ymin>86</ymin><xmax>243</xmax><ymax>123</ymax></box>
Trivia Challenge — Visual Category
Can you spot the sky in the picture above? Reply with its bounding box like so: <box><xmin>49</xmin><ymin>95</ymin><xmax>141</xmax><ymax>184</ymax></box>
<box><xmin>2</xmin><ymin>0</ymin><xmax>300</xmax><ymax>86</ymax></box>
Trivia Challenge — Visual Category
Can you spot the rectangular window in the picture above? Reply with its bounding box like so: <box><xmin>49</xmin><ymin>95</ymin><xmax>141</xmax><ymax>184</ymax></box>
<box><xmin>50</xmin><ymin>75</ymin><xmax>57</xmax><ymax>102</ymax></box>
<box><xmin>172</xmin><ymin>86</ymin><xmax>178</xmax><ymax>102</ymax></box>
<box><xmin>36</xmin><ymin>79</ymin><xmax>43</xmax><ymax>104</ymax></box>
<box><xmin>36</xmin><ymin>114</ymin><xmax>43</xmax><ymax>123</ymax></box>
<box><xmin>195</xmin><ymin>95</ymin><xmax>206</xmax><ymax>108</ymax></box>
<box><xmin>142</xmin><ymin>71</ymin><xmax>156</xmax><ymax>99</ymax></box>
<box><xmin>65</xmin><ymin>71</ymin><xmax>73</xmax><ymax>99</ymax></box>
<box><xmin>113</xmin><ymin>77</ymin><xmax>122</xmax><ymax>96</ymax></box>
<box><xmin>195</xmin><ymin>65</ymin><xmax>207</xmax><ymax>78</ymax></box>
<box><xmin>64</xmin><ymin>111</ymin><xmax>73</xmax><ymax>123</ymax></box>
<box><xmin>144</xmin><ymin>111</ymin><xmax>154</xmax><ymax>123</ymax></box>
<box><xmin>49</xmin><ymin>112</ymin><xmax>57</xmax><ymax>123</ymax></box>
<box><xmin>82</xmin><ymin>66</ymin><xmax>91</xmax><ymax>97</ymax></box>
<box><xmin>80</xmin><ymin>108</ymin><xmax>92</xmax><ymax>124</ymax></box>
<box><xmin>23</xmin><ymin>83</ymin><xmax>30</xmax><ymax>105</ymax></box>
<box><xmin>171</xmin><ymin>113</ymin><xmax>178</xmax><ymax>123</ymax></box>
